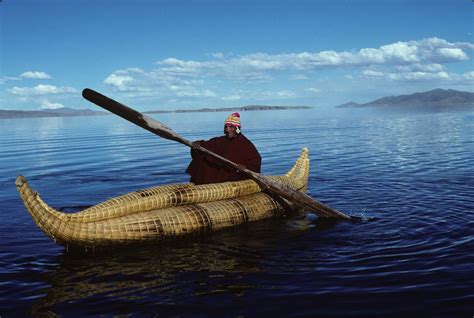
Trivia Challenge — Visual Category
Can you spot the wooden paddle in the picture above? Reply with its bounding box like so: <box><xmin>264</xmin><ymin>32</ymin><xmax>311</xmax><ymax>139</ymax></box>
<box><xmin>82</xmin><ymin>88</ymin><xmax>351</xmax><ymax>220</ymax></box>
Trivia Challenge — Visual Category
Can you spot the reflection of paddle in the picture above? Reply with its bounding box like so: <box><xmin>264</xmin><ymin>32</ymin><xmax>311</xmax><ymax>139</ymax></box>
<box><xmin>82</xmin><ymin>88</ymin><xmax>351</xmax><ymax>220</ymax></box>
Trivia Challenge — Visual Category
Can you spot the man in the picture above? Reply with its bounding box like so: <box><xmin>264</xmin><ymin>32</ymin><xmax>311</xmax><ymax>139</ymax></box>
<box><xmin>186</xmin><ymin>112</ymin><xmax>261</xmax><ymax>185</ymax></box>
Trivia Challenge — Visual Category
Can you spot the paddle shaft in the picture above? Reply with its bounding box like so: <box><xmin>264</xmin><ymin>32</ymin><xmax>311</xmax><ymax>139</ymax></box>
<box><xmin>82</xmin><ymin>88</ymin><xmax>351</xmax><ymax>219</ymax></box>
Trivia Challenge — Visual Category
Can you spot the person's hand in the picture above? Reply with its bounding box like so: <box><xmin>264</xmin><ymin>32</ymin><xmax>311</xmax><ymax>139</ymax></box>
<box><xmin>191</xmin><ymin>141</ymin><xmax>201</xmax><ymax>150</ymax></box>
<box><xmin>236</xmin><ymin>164</ymin><xmax>246</xmax><ymax>172</ymax></box>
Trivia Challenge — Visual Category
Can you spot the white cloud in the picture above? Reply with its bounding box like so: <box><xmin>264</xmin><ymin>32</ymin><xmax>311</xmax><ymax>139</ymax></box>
<box><xmin>104</xmin><ymin>74</ymin><xmax>135</xmax><ymax>91</ymax></box>
<box><xmin>8</xmin><ymin>84</ymin><xmax>78</xmax><ymax>96</ymax></box>
<box><xmin>102</xmin><ymin>37</ymin><xmax>473</xmax><ymax>98</ymax></box>
<box><xmin>435</xmin><ymin>48</ymin><xmax>468</xmax><ymax>61</ymax></box>
<box><xmin>116</xmin><ymin>67</ymin><xmax>145</xmax><ymax>74</ymax></box>
<box><xmin>306</xmin><ymin>88</ymin><xmax>322</xmax><ymax>93</ymax></box>
<box><xmin>388</xmin><ymin>71</ymin><xmax>451</xmax><ymax>81</ymax></box>
<box><xmin>446</xmin><ymin>71</ymin><xmax>474</xmax><ymax>82</ymax></box>
<box><xmin>396</xmin><ymin>63</ymin><xmax>444</xmax><ymax>72</ymax></box>
<box><xmin>20</xmin><ymin>71</ymin><xmax>52</xmax><ymax>80</ymax></box>
<box><xmin>159</xmin><ymin>58</ymin><xmax>211</xmax><ymax>77</ymax></box>
<box><xmin>209</xmin><ymin>52</ymin><xmax>225</xmax><ymax>59</ymax></box>
<box><xmin>202</xmin><ymin>90</ymin><xmax>217</xmax><ymax>97</ymax></box>
<box><xmin>40</xmin><ymin>100</ymin><xmax>64</xmax><ymax>109</ymax></box>
<box><xmin>362</xmin><ymin>70</ymin><xmax>385</xmax><ymax>77</ymax></box>
<box><xmin>358</xmin><ymin>48</ymin><xmax>385</xmax><ymax>64</ymax></box>
<box><xmin>290</xmin><ymin>74</ymin><xmax>308</xmax><ymax>80</ymax></box>
<box><xmin>248</xmin><ymin>38</ymin><xmax>466</xmax><ymax>70</ymax></box>
<box><xmin>278</xmin><ymin>91</ymin><xmax>293</xmax><ymax>98</ymax></box>
<box><xmin>463</xmin><ymin>71</ymin><xmax>474</xmax><ymax>80</ymax></box>
<box><xmin>0</xmin><ymin>76</ymin><xmax>21</xmax><ymax>84</ymax></box>
<box><xmin>153</xmin><ymin>37</ymin><xmax>472</xmax><ymax>76</ymax></box>
<box><xmin>264</xmin><ymin>90</ymin><xmax>294</xmax><ymax>98</ymax></box>
<box><xmin>246</xmin><ymin>90</ymin><xmax>295</xmax><ymax>100</ymax></box>
<box><xmin>157</xmin><ymin>57</ymin><xmax>273</xmax><ymax>82</ymax></box>
<box><xmin>379</xmin><ymin>41</ymin><xmax>420</xmax><ymax>63</ymax></box>
<box><xmin>363</xmin><ymin>69</ymin><xmax>453</xmax><ymax>81</ymax></box>
<box><xmin>222</xmin><ymin>95</ymin><xmax>241</xmax><ymax>101</ymax></box>
<box><xmin>175</xmin><ymin>88</ymin><xmax>217</xmax><ymax>98</ymax></box>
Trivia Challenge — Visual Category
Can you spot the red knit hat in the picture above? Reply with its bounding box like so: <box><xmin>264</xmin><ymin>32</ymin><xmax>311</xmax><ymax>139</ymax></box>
<box><xmin>224</xmin><ymin>112</ymin><xmax>241</xmax><ymax>128</ymax></box>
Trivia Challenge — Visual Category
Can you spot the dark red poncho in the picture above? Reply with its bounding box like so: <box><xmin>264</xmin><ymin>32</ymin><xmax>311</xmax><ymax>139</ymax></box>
<box><xmin>186</xmin><ymin>134</ymin><xmax>261</xmax><ymax>185</ymax></box>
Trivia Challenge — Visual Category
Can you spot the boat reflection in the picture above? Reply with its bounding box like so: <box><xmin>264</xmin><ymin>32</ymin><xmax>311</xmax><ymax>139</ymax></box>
<box><xmin>30</xmin><ymin>215</ymin><xmax>341</xmax><ymax>316</ymax></box>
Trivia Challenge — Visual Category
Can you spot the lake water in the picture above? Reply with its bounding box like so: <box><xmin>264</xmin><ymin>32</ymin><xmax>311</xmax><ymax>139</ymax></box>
<box><xmin>0</xmin><ymin>107</ymin><xmax>473</xmax><ymax>317</ymax></box>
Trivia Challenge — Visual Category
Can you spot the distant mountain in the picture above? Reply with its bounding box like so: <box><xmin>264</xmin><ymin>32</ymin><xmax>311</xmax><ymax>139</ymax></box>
<box><xmin>0</xmin><ymin>107</ymin><xmax>106</xmax><ymax>119</ymax></box>
<box><xmin>336</xmin><ymin>89</ymin><xmax>474</xmax><ymax>109</ymax></box>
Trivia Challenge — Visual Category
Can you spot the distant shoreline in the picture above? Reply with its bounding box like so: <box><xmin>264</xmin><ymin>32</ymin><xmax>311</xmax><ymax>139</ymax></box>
<box><xmin>144</xmin><ymin>105</ymin><xmax>312</xmax><ymax>114</ymax></box>
<box><xmin>0</xmin><ymin>105</ymin><xmax>312</xmax><ymax>119</ymax></box>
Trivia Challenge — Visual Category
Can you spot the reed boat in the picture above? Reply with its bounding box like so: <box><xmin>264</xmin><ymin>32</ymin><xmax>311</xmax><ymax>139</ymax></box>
<box><xmin>16</xmin><ymin>148</ymin><xmax>310</xmax><ymax>248</ymax></box>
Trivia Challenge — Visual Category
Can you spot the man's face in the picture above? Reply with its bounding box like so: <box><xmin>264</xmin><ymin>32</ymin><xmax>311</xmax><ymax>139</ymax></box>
<box><xmin>224</xmin><ymin>125</ymin><xmax>238</xmax><ymax>139</ymax></box>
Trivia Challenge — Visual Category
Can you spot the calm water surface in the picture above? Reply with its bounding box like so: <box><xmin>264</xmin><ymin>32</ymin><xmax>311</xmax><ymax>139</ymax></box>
<box><xmin>0</xmin><ymin>108</ymin><xmax>473</xmax><ymax>317</ymax></box>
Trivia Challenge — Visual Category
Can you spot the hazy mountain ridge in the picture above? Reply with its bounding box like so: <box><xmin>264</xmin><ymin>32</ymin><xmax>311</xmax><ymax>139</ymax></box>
<box><xmin>336</xmin><ymin>89</ymin><xmax>474</xmax><ymax>109</ymax></box>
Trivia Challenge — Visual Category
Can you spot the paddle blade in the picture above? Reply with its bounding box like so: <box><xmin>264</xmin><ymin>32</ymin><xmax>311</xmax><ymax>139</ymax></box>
<box><xmin>82</xmin><ymin>88</ymin><xmax>190</xmax><ymax>146</ymax></box>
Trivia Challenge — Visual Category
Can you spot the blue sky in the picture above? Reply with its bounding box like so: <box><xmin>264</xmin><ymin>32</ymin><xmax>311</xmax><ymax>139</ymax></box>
<box><xmin>1</xmin><ymin>0</ymin><xmax>473</xmax><ymax>111</ymax></box>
